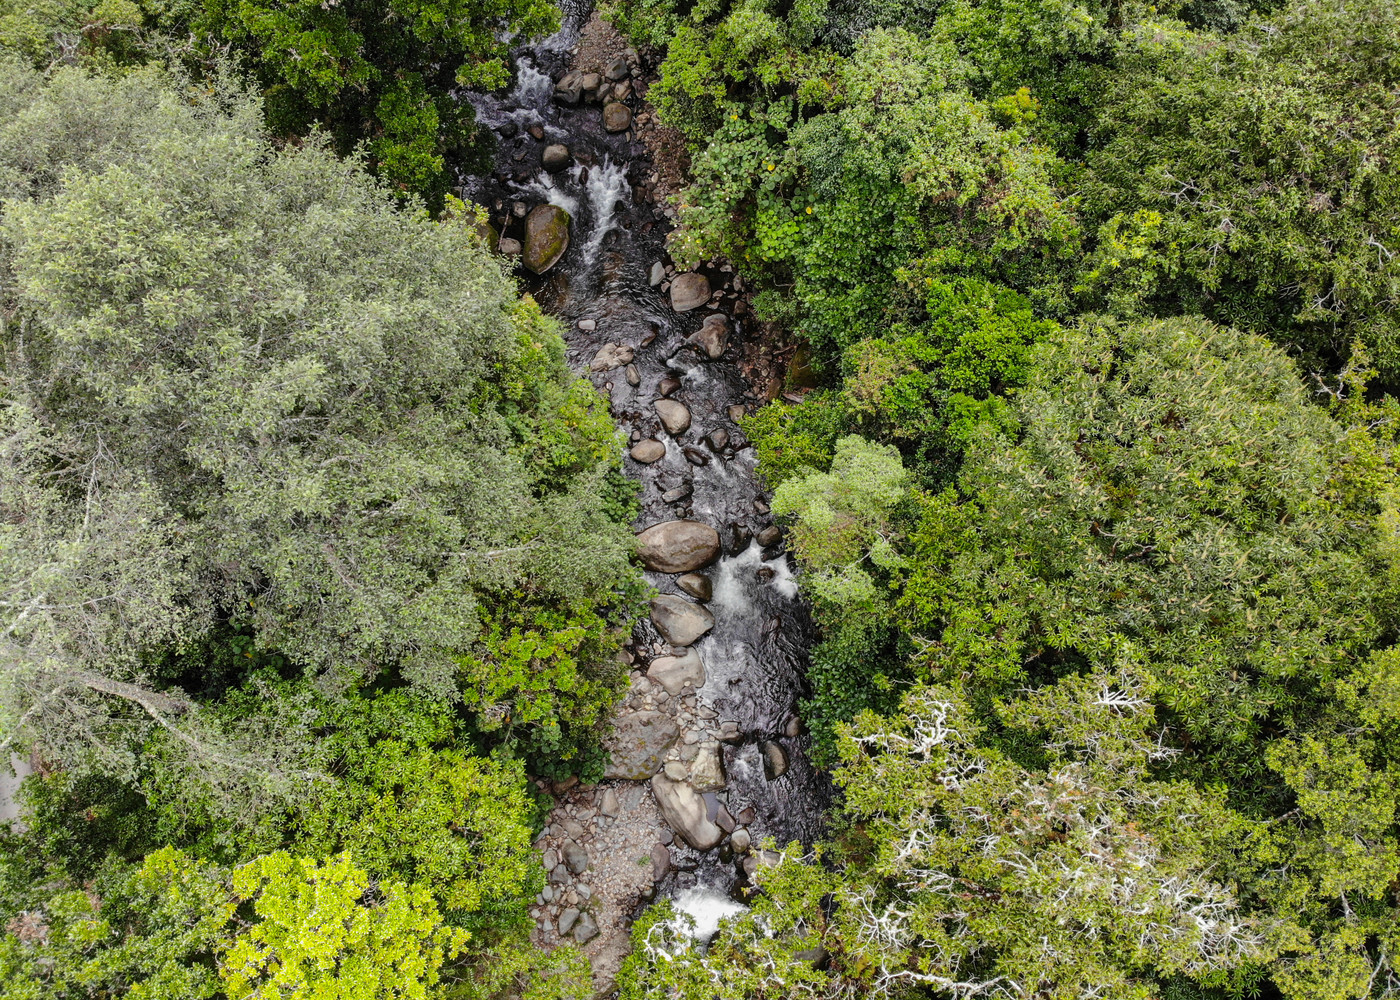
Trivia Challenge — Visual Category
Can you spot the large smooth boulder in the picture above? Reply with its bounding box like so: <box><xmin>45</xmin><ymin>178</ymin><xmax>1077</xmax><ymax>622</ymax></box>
<box><xmin>670</xmin><ymin>272</ymin><xmax>711</xmax><ymax>312</ymax></box>
<box><xmin>647</xmin><ymin>647</ymin><xmax>705</xmax><ymax>695</ymax></box>
<box><xmin>636</xmin><ymin>520</ymin><xmax>720</xmax><ymax>573</ymax></box>
<box><xmin>654</xmin><ymin>399</ymin><xmax>691</xmax><ymax>436</ymax></box>
<box><xmin>523</xmin><ymin>204</ymin><xmax>571</xmax><ymax>274</ymax></box>
<box><xmin>603</xmin><ymin>102</ymin><xmax>633</xmax><ymax>132</ymax></box>
<box><xmin>630</xmin><ymin>439</ymin><xmax>666</xmax><ymax>464</ymax></box>
<box><xmin>651</xmin><ymin>774</ymin><xmax>723</xmax><ymax>850</ymax></box>
<box><xmin>760</xmin><ymin>739</ymin><xmax>789</xmax><ymax>780</ymax></box>
<box><xmin>542</xmin><ymin>143</ymin><xmax>571</xmax><ymax>171</ymax></box>
<box><xmin>677</xmin><ymin>572</ymin><xmax>712</xmax><ymax>601</ymax></box>
<box><xmin>650</xmin><ymin>595</ymin><xmax>714</xmax><ymax>646</ymax></box>
<box><xmin>603</xmin><ymin>710</ymin><xmax>680</xmax><ymax>779</ymax></box>
<box><xmin>590</xmin><ymin>343</ymin><xmax>634</xmax><ymax>371</ymax></box>
<box><xmin>688</xmin><ymin>314</ymin><xmax>730</xmax><ymax>359</ymax></box>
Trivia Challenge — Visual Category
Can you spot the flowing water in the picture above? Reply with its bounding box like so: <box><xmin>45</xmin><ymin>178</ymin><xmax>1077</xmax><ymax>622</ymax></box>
<box><xmin>461</xmin><ymin>1</ymin><xmax>829</xmax><ymax>904</ymax></box>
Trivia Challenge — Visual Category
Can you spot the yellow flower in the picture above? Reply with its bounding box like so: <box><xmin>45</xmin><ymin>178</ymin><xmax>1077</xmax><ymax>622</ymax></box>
<box><xmin>806</xmin><ymin>206</ymin><xmax>813</xmax><ymax>214</ymax></box>
<box><xmin>767</xmin><ymin>163</ymin><xmax>775</xmax><ymax>171</ymax></box>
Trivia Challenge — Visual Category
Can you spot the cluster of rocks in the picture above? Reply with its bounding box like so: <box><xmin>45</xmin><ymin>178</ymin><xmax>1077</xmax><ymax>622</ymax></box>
<box><xmin>655</xmin><ymin>259</ymin><xmax>749</xmax><ymax>316</ymax></box>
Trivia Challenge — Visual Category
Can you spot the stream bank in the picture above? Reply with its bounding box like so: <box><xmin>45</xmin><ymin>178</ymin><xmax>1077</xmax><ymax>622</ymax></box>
<box><xmin>459</xmin><ymin>5</ymin><xmax>828</xmax><ymax>988</ymax></box>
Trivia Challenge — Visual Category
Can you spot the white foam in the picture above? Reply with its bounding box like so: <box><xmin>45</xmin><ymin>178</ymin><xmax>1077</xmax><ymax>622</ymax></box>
<box><xmin>670</xmin><ymin>888</ymin><xmax>747</xmax><ymax>942</ymax></box>
<box><xmin>580</xmin><ymin>157</ymin><xmax>631</xmax><ymax>266</ymax></box>
<box><xmin>510</xmin><ymin>58</ymin><xmax>555</xmax><ymax>105</ymax></box>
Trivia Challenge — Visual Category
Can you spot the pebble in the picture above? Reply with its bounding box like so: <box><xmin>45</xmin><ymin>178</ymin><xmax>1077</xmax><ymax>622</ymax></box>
<box><xmin>663</xmin><ymin>760</ymin><xmax>688</xmax><ymax>780</ymax></box>
<box><xmin>578</xmin><ymin>318</ymin><xmax>597</xmax><ymax>331</ymax></box>
<box><xmin>558</xmin><ymin>907</ymin><xmax>580</xmax><ymax>936</ymax></box>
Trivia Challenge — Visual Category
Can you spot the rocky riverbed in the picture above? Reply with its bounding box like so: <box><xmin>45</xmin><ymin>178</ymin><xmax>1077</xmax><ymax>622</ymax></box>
<box><xmin>460</xmin><ymin>5</ymin><xmax>829</xmax><ymax>990</ymax></box>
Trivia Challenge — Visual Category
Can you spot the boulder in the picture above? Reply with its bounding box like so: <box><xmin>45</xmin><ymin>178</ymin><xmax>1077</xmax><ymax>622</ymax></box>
<box><xmin>635</xmin><ymin>520</ymin><xmax>721</xmax><ymax>572</ymax></box>
<box><xmin>630</xmin><ymin>439</ymin><xmax>666</xmax><ymax>464</ymax></box>
<box><xmin>578</xmin><ymin>72</ymin><xmax>603</xmax><ymax>97</ymax></box>
<box><xmin>625</xmin><ymin>364</ymin><xmax>640</xmax><ymax>386</ymax></box>
<box><xmin>553</xmin><ymin>70</ymin><xmax>583</xmax><ymax>104</ymax></box>
<box><xmin>573</xmin><ymin>912</ymin><xmax>599</xmax><ymax>944</ymax></box>
<box><xmin>590</xmin><ymin>342</ymin><xmax>634</xmax><ymax>371</ymax></box>
<box><xmin>603</xmin><ymin>710</ymin><xmax>680</xmax><ymax>779</ymax></box>
<box><xmin>689</xmin><ymin>744</ymin><xmax>725</xmax><ymax>791</ymax></box>
<box><xmin>563</xmin><ymin>842</ymin><xmax>589</xmax><ymax>874</ymax></box>
<box><xmin>650</xmin><ymin>842</ymin><xmax>671</xmax><ymax>880</ymax></box>
<box><xmin>651</xmin><ymin>774</ymin><xmax>723</xmax><ymax>850</ymax></box>
<box><xmin>730</xmin><ymin>828</ymin><xmax>751</xmax><ymax>853</ymax></box>
<box><xmin>542</xmin><ymin>143</ymin><xmax>571</xmax><ymax>171</ymax></box>
<box><xmin>688</xmin><ymin>314</ymin><xmax>730</xmax><ymax>359</ymax></box>
<box><xmin>604</xmin><ymin>56</ymin><xmax>630</xmax><ymax>81</ymax></box>
<box><xmin>497</xmin><ymin>237</ymin><xmax>522</xmax><ymax>256</ymax></box>
<box><xmin>706</xmin><ymin>429</ymin><xmax>729</xmax><ymax>451</ymax></box>
<box><xmin>677</xmin><ymin>572</ymin><xmax>712</xmax><ymax>601</ymax></box>
<box><xmin>558</xmin><ymin>907</ymin><xmax>580</xmax><ymax>935</ymax></box>
<box><xmin>670</xmin><ymin>272</ymin><xmax>711</xmax><ymax>312</ymax></box>
<box><xmin>650</xmin><ymin>595</ymin><xmax>715</xmax><ymax>646</ymax></box>
<box><xmin>647</xmin><ymin>647</ymin><xmax>705</xmax><ymax>695</ymax></box>
<box><xmin>523</xmin><ymin>204</ymin><xmax>571</xmax><ymax>274</ymax></box>
<box><xmin>654</xmin><ymin>399</ymin><xmax>691</xmax><ymax>436</ymax></box>
<box><xmin>760</xmin><ymin>739</ymin><xmax>789</xmax><ymax>780</ymax></box>
<box><xmin>602</xmin><ymin>102</ymin><xmax>633</xmax><ymax>132</ymax></box>
<box><xmin>658</xmin><ymin>376</ymin><xmax>681</xmax><ymax>397</ymax></box>
<box><xmin>756</xmin><ymin>525</ymin><xmax>782</xmax><ymax>547</ymax></box>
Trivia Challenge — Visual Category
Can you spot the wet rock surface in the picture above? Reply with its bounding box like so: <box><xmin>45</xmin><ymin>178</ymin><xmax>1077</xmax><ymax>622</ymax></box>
<box><xmin>635</xmin><ymin>520</ymin><xmax>720</xmax><ymax>572</ymax></box>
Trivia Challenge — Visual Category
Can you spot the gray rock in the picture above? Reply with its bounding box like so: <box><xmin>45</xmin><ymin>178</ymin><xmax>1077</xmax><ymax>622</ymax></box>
<box><xmin>651</xmin><ymin>774</ymin><xmax>723</xmax><ymax>850</ymax></box>
<box><xmin>599</xmin><ymin>788</ymin><xmax>620</xmax><ymax>817</ymax></box>
<box><xmin>558</xmin><ymin>907</ymin><xmax>580</xmax><ymax>935</ymax></box>
<box><xmin>635</xmin><ymin>520</ymin><xmax>721</xmax><ymax>573</ymax></box>
<box><xmin>760</xmin><ymin>739</ymin><xmax>789</xmax><ymax>780</ymax></box>
<box><xmin>677</xmin><ymin>572</ymin><xmax>712</xmax><ymax>601</ymax></box>
<box><xmin>542</xmin><ymin>143</ymin><xmax>571</xmax><ymax>171</ymax></box>
<box><xmin>497</xmin><ymin>237</ymin><xmax>522</xmax><ymax>256</ymax></box>
<box><xmin>706</xmin><ymin>429</ymin><xmax>729</xmax><ymax>451</ymax></box>
<box><xmin>655</xmin><ymin>399</ymin><xmax>691</xmax><ymax>436</ymax></box>
<box><xmin>603</xmin><ymin>102</ymin><xmax>633</xmax><ymax>132</ymax></box>
<box><xmin>613</xmin><ymin>80</ymin><xmax>633</xmax><ymax>100</ymax></box>
<box><xmin>663</xmin><ymin>760</ymin><xmax>688</xmax><ymax>780</ymax></box>
<box><xmin>563</xmin><ymin>841</ymin><xmax>589</xmax><ymax>874</ymax></box>
<box><xmin>662</xmin><ymin>485</ymin><xmax>692</xmax><ymax>504</ymax></box>
<box><xmin>727</xmin><ymin>403</ymin><xmax>747</xmax><ymax>423</ymax></box>
<box><xmin>579</xmin><ymin>72</ymin><xmax>603</xmax><ymax>95</ymax></box>
<box><xmin>730</xmin><ymin>828</ymin><xmax>752</xmax><ymax>853</ymax></box>
<box><xmin>577</xmin><ymin>318</ymin><xmax>597</xmax><ymax>331</ymax></box>
<box><xmin>523</xmin><ymin>204</ymin><xmax>571</xmax><ymax>274</ymax></box>
<box><xmin>649</xmin><ymin>261</ymin><xmax>666</xmax><ymax>286</ymax></box>
<box><xmin>670</xmin><ymin>272</ymin><xmax>711</xmax><ymax>312</ymax></box>
<box><xmin>756</xmin><ymin>525</ymin><xmax>782</xmax><ymax>547</ymax></box>
<box><xmin>626</xmin><ymin>364</ymin><xmax>640</xmax><ymax>386</ymax></box>
<box><xmin>651</xmin><ymin>842</ymin><xmax>671</xmax><ymax>880</ymax></box>
<box><xmin>630</xmin><ymin>439</ymin><xmax>666</xmax><ymax>464</ymax></box>
<box><xmin>716</xmin><ymin>806</ymin><xmax>735</xmax><ymax>833</ymax></box>
<box><xmin>603</xmin><ymin>710</ymin><xmax>680</xmax><ymax>779</ymax></box>
<box><xmin>550</xmin><ymin>863</ymin><xmax>569</xmax><ymax>883</ymax></box>
<box><xmin>659</xmin><ymin>376</ymin><xmax>681</xmax><ymax>397</ymax></box>
<box><xmin>590</xmin><ymin>342</ymin><xmax>634</xmax><ymax>371</ymax></box>
<box><xmin>649</xmin><ymin>595</ymin><xmax>715</xmax><ymax>646</ymax></box>
<box><xmin>647</xmin><ymin>647</ymin><xmax>705</xmax><ymax>695</ymax></box>
<box><xmin>573</xmin><ymin>912</ymin><xmax>600</xmax><ymax>944</ymax></box>
<box><xmin>688</xmin><ymin>314</ymin><xmax>730</xmax><ymax>359</ymax></box>
<box><xmin>554</xmin><ymin>70</ymin><xmax>583</xmax><ymax>104</ymax></box>
<box><xmin>689</xmin><ymin>744</ymin><xmax>725</xmax><ymax>791</ymax></box>
<box><xmin>784</xmin><ymin>715</ymin><xmax>804</xmax><ymax>738</ymax></box>
<box><xmin>604</xmin><ymin>56</ymin><xmax>630</xmax><ymax>81</ymax></box>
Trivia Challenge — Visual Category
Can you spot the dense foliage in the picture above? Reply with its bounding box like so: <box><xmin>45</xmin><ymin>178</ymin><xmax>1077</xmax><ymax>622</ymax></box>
<box><xmin>0</xmin><ymin>0</ymin><xmax>557</xmax><ymax>203</ymax></box>
<box><xmin>606</xmin><ymin>0</ymin><xmax>1400</xmax><ymax>996</ymax></box>
<box><xmin>0</xmin><ymin>56</ymin><xmax>632</xmax><ymax>998</ymax></box>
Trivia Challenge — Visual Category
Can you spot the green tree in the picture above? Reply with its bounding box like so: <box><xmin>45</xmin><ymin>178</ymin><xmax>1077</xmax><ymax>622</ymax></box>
<box><xmin>223</xmin><ymin>852</ymin><xmax>468</xmax><ymax>1000</ymax></box>
<box><xmin>1083</xmin><ymin>0</ymin><xmax>1400</xmax><ymax>376</ymax></box>
<box><xmin>0</xmin><ymin>60</ymin><xmax>635</xmax><ymax>786</ymax></box>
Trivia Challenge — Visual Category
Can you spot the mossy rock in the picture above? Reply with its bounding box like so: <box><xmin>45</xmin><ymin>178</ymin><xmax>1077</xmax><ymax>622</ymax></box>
<box><xmin>523</xmin><ymin>203</ymin><xmax>571</xmax><ymax>274</ymax></box>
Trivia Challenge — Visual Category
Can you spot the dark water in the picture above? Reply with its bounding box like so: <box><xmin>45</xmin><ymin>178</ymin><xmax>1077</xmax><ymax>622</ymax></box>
<box><xmin>460</xmin><ymin>0</ymin><xmax>829</xmax><ymax>898</ymax></box>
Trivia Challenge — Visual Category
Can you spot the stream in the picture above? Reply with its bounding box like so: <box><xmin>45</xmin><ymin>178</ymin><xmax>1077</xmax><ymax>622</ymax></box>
<box><xmin>460</xmin><ymin>0</ymin><xmax>829</xmax><ymax>951</ymax></box>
